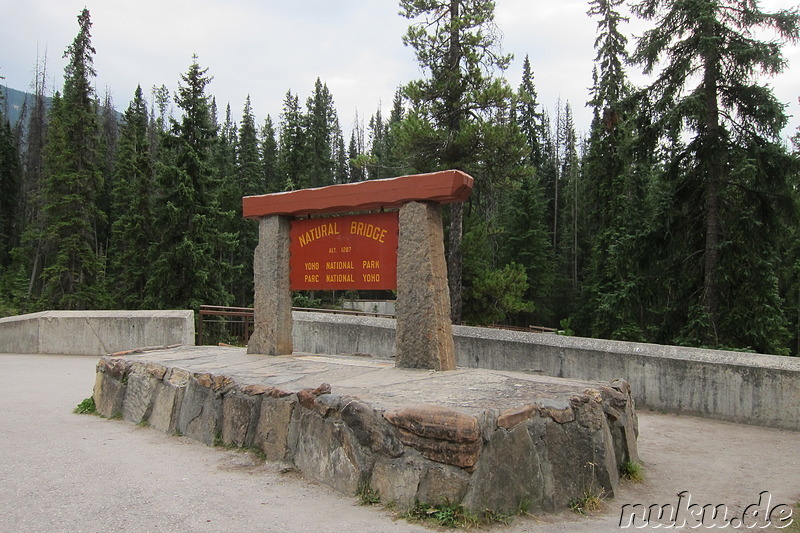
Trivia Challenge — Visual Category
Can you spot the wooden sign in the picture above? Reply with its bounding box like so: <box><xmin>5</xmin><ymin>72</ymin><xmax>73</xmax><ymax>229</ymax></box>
<box><xmin>290</xmin><ymin>212</ymin><xmax>399</xmax><ymax>290</ymax></box>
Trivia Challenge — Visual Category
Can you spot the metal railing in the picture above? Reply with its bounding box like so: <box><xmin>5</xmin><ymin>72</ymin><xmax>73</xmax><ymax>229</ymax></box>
<box><xmin>197</xmin><ymin>305</ymin><xmax>255</xmax><ymax>346</ymax></box>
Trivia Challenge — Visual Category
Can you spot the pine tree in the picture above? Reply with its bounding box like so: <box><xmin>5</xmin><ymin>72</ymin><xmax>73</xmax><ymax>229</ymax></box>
<box><xmin>232</xmin><ymin>95</ymin><xmax>261</xmax><ymax>306</ymax></box>
<box><xmin>367</xmin><ymin>107</ymin><xmax>385</xmax><ymax>178</ymax></box>
<box><xmin>382</xmin><ymin>88</ymin><xmax>408</xmax><ymax>176</ymax></box>
<box><xmin>515</xmin><ymin>55</ymin><xmax>544</xmax><ymax>168</ymax></box>
<box><xmin>632</xmin><ymin>0</ymin><xmax>800</xmax><ymax>352</ymax></box>
<box><xmin>0</xmin><ymin>87</ymin><xmax>21</xmax><ymax>267</ymax></box>
<box><xmin>39</xmin><ymin>8</ymin><xmax>106</xmax><ymax>310</ymax></box>
<box><xmin>146</xmin><ymin>57</ymin><xmax>235</xmax><ymax>310</ymax></box>
<box><xmin>216</xmin><ymin>103</ymin><xmax>238</xmax><ymax>206</ymax></box>
<box><xmin>98</xmin><ymin>90</ymin><xmax>119</xmax><ymax>251</ymax></box>
<box><xmin>304</xmin><ymin>78</ymin><xmax>337</xmax><ymax>187</ymax></box>
<box><xmin>559</xmin><ymin>103</ymin><xmax>583</xmax><ymax>292</ymax></box>
<box><xmin>348</xmin><ymin>115</ymin><xmax>367</xmax><ymax>183</ymax></box>
<box><xmin>278</xmin><ymin>90</ymin><xmax>305</xmax><ymax>190</ymax></box>
<box><xmin>332</xmin><ymin>120</ymin><xmax>348</xmax><ymax>184</ymax></box>
<box><xmin>259</xmin><ymin>115</ymin><xmax>279</xmax><ymax>192</ymax></box>
<box><xmin>398</xmin><ymin>0</ymin><xmax>515</xmax><ymax>324</ymax></box>
<box><xmin>582</xmin><ymin>0</ymin><xmax>654</xmax><ymax>340</ymax></box>
<box><xmin>237</xmin><ymin>96</ymin><xmax>261</xmax><ymax>197</ymax></box>
<box><xmin>17</xmin><ymin>53</ymin><xmax>50</xmax><ymax>305</ymax></box>
<box><xmin>108</xmin><ymin>85</ymin><xmax>153</xmax><ymax>308</ymax></box>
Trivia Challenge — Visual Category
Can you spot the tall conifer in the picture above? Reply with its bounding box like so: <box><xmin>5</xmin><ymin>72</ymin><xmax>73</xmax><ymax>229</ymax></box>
<box><xmin>39</xmin><ymin>8</ymin><xmax>106</xmax><ymax>309</ymax></box>
<box><xmin>398</xmin><ymin>0</ymin><xmax>516</xmax><ymax>323</ymax></box>
<box><xmin>146</xmin><ymin>57</ymin><xmax>235</xmax><ymax>310</ymax></box>
<box><xmin>108</xmin><ymin>86</ymin><xmax>152</xmax><ymax>308</ymax></box>
<box><xmin>632</xmin><ymin>0</ymin><xmax>800</xmax><ymax>352</ymax></box>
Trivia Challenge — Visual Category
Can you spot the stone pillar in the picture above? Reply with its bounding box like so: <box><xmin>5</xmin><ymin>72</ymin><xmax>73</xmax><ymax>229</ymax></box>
<box><xmin>247</xmin><ymin>215</ymin><xmax>292</xmax><ymax>355</ymax></box>
<box><xmin>395</xmin><ymin>201</ymin><xmax>456</xmax><ymax>370</ymax></box>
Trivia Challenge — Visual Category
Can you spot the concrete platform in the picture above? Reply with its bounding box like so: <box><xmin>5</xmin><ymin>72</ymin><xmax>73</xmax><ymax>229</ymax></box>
<box><xmin>92</xmin><ymin>345</ymin><xmax>639</xmax><ymax>514</ymax></box>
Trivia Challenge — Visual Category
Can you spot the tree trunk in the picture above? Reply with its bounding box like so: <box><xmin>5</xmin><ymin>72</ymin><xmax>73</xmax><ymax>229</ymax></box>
<box><xmin>446</xmin><ymin>0</ymin><xmax>464</xmax><ymax>325</ymax></box>
<box><xmin>448</xmin><ymin>201</ymin><xmax>463</xmax><ymax>324</ymax></box>
<box><xmin>701</xmin><ymin>28</ymin><xmax>721</xmax><ymax>346</ymax></box>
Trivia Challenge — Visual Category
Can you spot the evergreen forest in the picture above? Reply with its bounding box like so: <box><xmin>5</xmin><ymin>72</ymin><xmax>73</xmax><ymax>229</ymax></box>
<box><xmin>2</xmin><ymin>1</ymin><xmax>800</xmax><ymax>356</ymax></box>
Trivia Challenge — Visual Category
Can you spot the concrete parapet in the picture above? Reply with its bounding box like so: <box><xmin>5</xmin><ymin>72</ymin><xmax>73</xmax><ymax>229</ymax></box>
<box><xmin>0</xmin><ymin>310</ymin><xmax>195</xmax><ymax>355</ymax></box>
<box><xmin>293</xmin><ymin>311</ymin><xmax>396</xmax><ymax>356</ymax></box>
<box><xmin>292</xmin><ymin>311</ymin><xmax>800</xmax><ymax>431</ymax></box>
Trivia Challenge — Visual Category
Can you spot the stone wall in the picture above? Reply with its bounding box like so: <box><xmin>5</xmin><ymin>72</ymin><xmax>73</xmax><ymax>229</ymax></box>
<box><xmin>291</xmin><ymin>311</ymin><xmax>800</xmax><ymax>431</ymax></box>
<box><xmin>0</xmin><ymin>310</ymin><xmax>195</xmax><ymax>355</ymax></box>
<box><xmin>93</xmin><ymin>353</ymin><xmax>639</xmax><ymax>514</ymax></box>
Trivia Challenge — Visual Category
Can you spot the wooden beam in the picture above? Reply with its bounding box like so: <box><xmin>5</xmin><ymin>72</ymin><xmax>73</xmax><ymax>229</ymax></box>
<box><xmin>242</xmin><ymin>170</ymin><xmax>474</xmax><ymax>218</ymax></box>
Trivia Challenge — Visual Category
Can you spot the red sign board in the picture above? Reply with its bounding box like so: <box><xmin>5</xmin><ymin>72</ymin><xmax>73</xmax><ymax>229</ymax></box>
<box><xmin>290</xmin><ymin>212</ymin><xmax>399</xmax><ymax>290</ymax></box>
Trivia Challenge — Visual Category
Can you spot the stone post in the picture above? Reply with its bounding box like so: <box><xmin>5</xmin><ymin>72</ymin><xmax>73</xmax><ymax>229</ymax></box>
<box><xmin>247</xmin><ymin>215</ymin><xmax>293</xmax><ymax>355</ymax></box>
<box><xmin>395</xmin><ymin>201</ymin><xmax>456</xmax><ymax>370</ymax></box>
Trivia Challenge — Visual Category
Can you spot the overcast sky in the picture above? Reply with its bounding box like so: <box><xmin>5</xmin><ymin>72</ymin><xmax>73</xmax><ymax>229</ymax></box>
<box><xmin>2</xmin><ymin>0</ymin><xmax>799</xmax><ymax>141</ymax></box>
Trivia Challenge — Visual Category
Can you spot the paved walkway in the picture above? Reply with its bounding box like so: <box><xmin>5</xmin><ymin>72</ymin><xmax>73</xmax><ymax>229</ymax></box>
<box><xmin>1</xmin><ymin>352</ymin><xmax>799</xmax><ymax>532</ymax></box>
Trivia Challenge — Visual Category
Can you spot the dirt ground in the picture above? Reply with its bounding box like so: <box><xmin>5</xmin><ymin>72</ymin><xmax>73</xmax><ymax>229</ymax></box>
<box><xmin>1</xmin><ymin>353</ymin><xmax>798</xmax><ymax>532</ymax></box>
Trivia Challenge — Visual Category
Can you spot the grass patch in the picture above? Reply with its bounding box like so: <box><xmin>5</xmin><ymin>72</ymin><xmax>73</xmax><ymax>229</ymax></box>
<box><xmin>403</xmin><ymin>500</ymin><xmax>514</xmax><ymax>528</ymax></box>
<box><xmin>620</xmin><ymin>460</ymin><xmax>644</xmax><ymax>482</ymax></box>
<box><xmin>73</xmin><ymin>396</ymin><xmax>97</xmax><ymax>415</ymax></box>
<box><xmin>358</xmin><ymin>486</ymin><xmax>381</xmax><ymax>506</ymax></box>
<box><xmin>211</xmin><ymin>433</ymin><xmax>268</xmax><ymax>461</ymax></box>
<box><xmin>243</xmin><ymin>446</ymin><xmax>267</xmax><ymax>462</ymax></box>
<box><xmin>567</xmin><ymin>487</ymin><xmax>606</xmax><ymax>515</ymax></box>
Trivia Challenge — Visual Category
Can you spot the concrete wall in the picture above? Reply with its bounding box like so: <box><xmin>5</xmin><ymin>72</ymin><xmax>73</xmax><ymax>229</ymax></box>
<box><xmin>292</xmin><ymin>311</ymin><xmax>800</xmax><ymax>431</ymax></box>
<box><xmin>341</xmin><ymin>299</ymin><xmax>396</xmax><ymax>316</ymax></box>
<box><xmin>0</xmin><ymin>310</ymin><xmax>195</xmax><ymax>355</ymax></box>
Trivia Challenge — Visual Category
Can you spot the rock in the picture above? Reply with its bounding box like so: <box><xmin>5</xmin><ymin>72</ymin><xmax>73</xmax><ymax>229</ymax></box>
<box><xmin>144</xmin><ymin>362</ymin><xmax>168</xmax><ymax>380</ymax></box>
<box><xmin>240</xmin><ymin>384</ymin><xmax>271</xmax><ymax>396</ymax></box>
<box><xmin>498</xmin><ymin>404</ymin><xmax>539</xmax><ymax>429</ymax></box>
<box><xmin>417</xmin><ymin>462</ymin><xmax>472</xmax><ymax>506</ymax></box>
<box><xmin>384</xmin><ymin>405</ymin><xmax>482</xmax><ymax>468</ymax></box>
<box><xmin>122</xmin><ymin>362</ymin><xmax>160</xmax><ymax>423</ymax></box>
<box><xmin>100</xmin><ymin>356</ymin><xmax>132</xmax><ymax>381</ymax></box>
<box><xmin>369</xmin><ymin>454</ymin><xmax>424</xmax><ymax>510</ymax></box>
<box><xmin>176</xmin><ymin>374</ymin><xmax>223</xmax><ymax>445</ymax></box>
<box><xmin>395</xmin><ymin>201</ymin><xmax>455</xmax><ymax>370</ymax></box>
<box><xmin>147</xmin><ymin>368</ymin><xmax>190</xmax><ymax>433</ymax></box>
<box><xmin>248</xmin><ymin>215</ymin><xmax>293</xmax><ymax>355</ymax></box>
<box><xmin>476</xmin><ymin>408</ymin><xmax>499</xmax><ymax>443</ymax></box>
<box><xmin>254</xmin><ymin>396</ymin><xmax>296</xmax><ymax>461</ymax></box>
<box><xmin>265</xmin><ymin>387</ymin><xmax>292</xmax><ymax>398</ymax></box>
<box><xmin>93</xmin><ymin>370</ymin><xmax>125</xmax><ymax>419</ymax></box>
<box><xmin>297</xmin><ymin>383</ymin><xmax>332</xmax><ymax>411</ymax></box>
<box><xmin>462</xmin><ymin>421</ymin><xmax>553</xmax><ymax>514</ymax></box>
<box><xmin>313</xmin><ymin>393</ymin><xmax>343</xmax><ymax>417</ymax></box>
<box><xmin>288</xmin><ymin>405</ymin><xmax>371</xmax><ymax>495</ymax></box>
<box><xmin>340</xmin><ymin>400</ymin><xmax>404</xmax><ymax>458</ymax></box>
<box><xmin>395</xmin><ymin>428</ymin><xmax>481</xmax><ymax>468</ymax></box>
<box><xmin>541</xmin><ymin>405</ymin><xmax>576</xmax><ymax>424</ymax></box>
<box><xmin>601</xmin><ymin>380</ymin><xmax>640</xmax><ymax>466</ymax></box>
<box><xmin>384</xmin><ymin>405</ymin><xmax>480</xmax><ymax>443</ymax></box>
<box><xmin>538</xmin><ymin>401</ymin><xmax>619</xmax><ymax>503</ymax></box>
<box><xmin>221</xmin><ymin>387</ymin><xmax>262</xmax><ymax>447</ymax></box>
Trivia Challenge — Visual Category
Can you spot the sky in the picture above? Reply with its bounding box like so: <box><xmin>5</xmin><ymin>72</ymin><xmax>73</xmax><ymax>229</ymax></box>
<box><xmin>2</xmin><ymin>0</ymin><xmax>799</xmax><ymax>142</ymax></box>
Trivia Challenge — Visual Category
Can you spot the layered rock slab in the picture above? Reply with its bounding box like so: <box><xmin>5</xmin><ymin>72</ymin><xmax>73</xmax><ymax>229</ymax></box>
<box><xmin>91</xmin><ymin>346</ymin><xmax>638</xmax><ymax>514</ymax></box>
